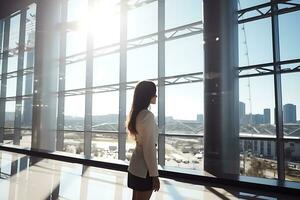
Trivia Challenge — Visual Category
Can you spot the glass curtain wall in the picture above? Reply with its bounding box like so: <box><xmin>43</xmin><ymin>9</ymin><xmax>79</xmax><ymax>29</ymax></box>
<box><xmin>59</xmin><ymin>0</ymin><xmax>204</xmax><ymax>169</ymax></box>
<box><xmin>238</xmin><ymin>0</ymin><xmax>300</xmax><ymax>182</ymax></box>
<box><xmin>0</xmin><ymin>4</ymin><xmax>36</xmax><ymax>148</ymax></box>
<box><xmin>0</xmin><ymin>0</ymin><xmax>299</xmax><ymax>184</ymax></box>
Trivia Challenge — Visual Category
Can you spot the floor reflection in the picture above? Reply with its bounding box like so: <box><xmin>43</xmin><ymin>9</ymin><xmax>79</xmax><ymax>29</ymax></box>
<box><xmin>0</xmin><ymin>150</ymin><xmax>298</xmax><ymax>200</ymax></box>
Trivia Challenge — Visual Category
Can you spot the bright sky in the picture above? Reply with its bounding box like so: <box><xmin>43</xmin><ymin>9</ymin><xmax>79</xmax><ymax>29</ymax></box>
<box><xmin>2</xmin><ymin>0</ymin><xmax>300</xmax><ymax>122</ymax></box>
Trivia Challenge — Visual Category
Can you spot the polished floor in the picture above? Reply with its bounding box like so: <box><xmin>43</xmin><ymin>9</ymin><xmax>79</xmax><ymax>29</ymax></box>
<box><xmin>0</xmin><ymin>150</ymin><xmax>298</xmax><ymax>200</ymax></box>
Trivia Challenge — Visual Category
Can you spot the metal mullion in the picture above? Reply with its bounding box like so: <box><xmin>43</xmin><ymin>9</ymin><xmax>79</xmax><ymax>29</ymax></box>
<box><xmin>271</xmin><ymin>0</ymin><xmax>285</xmax><ymax>180</ymax></box>
<box><xmin>14</xmin><ymin>9</ymin><xmax>27</xmax><ymax>145</ymax></box>
<box><xmin>84</xmin><ymin>0</ymin><xmax>95</xmax><ymax>159</ymax></box>
<box><xmin>158</xmin><ymin>0</ymin><xmax>165</xmax><ymax>167</ymax></box>
<box><xmin>118</xmin><ymin>0</ymin><xmax>127</xmax><ymax>161</ymax></box>
<box><xmin>56</xmin><ymin>0</ymin><xmax>68</xmax><ymax>151</ymax></box>
<box><xmin>0</xmin><ymin>18</ymin><xmax>10</xmax><ymax>142</ymax></box>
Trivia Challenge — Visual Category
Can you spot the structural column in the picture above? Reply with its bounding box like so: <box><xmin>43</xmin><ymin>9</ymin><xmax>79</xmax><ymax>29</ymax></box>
<box><xmin>32</xmin><ymin>0</ymin><xmax>60</xmax><ymax>151</ymax></box>
<box><xmin>203</xmin><ymin>0</ymin><xmax>239</xmax><ymax>178</ymax></box>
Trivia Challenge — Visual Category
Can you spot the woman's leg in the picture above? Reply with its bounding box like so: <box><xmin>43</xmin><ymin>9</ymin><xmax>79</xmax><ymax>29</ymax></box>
<box><xmin>134</xmin><ymin>190</ymin><xmax>153</xmax><ymax>200</ymax></box>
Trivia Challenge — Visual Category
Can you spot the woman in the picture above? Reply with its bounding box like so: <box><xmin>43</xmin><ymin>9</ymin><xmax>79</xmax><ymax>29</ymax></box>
<box><xmin>127</xmin><ymin>80</ymin><xmax>160</xmax><ymax>200</ymax></box>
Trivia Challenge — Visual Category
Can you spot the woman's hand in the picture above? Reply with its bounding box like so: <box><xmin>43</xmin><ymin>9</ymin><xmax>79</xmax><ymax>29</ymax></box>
<box><xmin>152</xmin><ymin>176</ymin><xmax>160</xmax><ymax>192</ymax></box>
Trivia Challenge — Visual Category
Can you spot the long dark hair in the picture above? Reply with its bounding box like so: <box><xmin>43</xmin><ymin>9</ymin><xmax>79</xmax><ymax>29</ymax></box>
<box><xmin>127</xmin><ymin>81</ymin><xmax>156</xmax><ymax>136</ymax></box>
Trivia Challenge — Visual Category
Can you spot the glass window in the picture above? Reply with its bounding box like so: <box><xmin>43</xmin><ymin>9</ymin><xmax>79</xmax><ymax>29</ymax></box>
<box><xmin>7</xmin><ymin>56</ymin><xmax>18</xmax><ymax>73</ymax></box>
<box><xmin>5</xmin><ymin>100</ymin><xmax>15</xmax><ymax>128</ymax></box>
<box><xmin>240</xmin><ymin>139</ymin><xmax>277</xmax><ymax>179</ymax></box>
<box><xmin>67</xmin><ymin>0</ymin><xmax>88</xmax><ymax>22</ymax></box>
<box><xmin>165</xmin><ymin>0</ymin><xmax>202</xmax><ymax>30</ymax></box>
<box><xmin>127</xmin><ymin>1</ymin><xmax>158</xmax><ymax>39</ymax></box>
<box><xmin>281</xmin><ymin>72</ymin><xmax>300</xmax><ymax>139</ymax></box>
<box><xmin>165</xmin><ymin>136</ymin><xmax>203</xmax><ymax>171</ymax></box>
<box><xmin>239</xmin><ymin>18</ymin><xmax>272</xmax><ymax>66</ymax></box>
<box><xmin>66</xmin><ymin>31</ymin><xmax>86</xmax><ymax>57</ymax></box>
<box><xmin>63</xmin><ymin>131</ymin><xmax>84</xmax><ymax>155</ymax></box>
<box><xmin>64</xmin><ymin>95</ymin><xmax>85</xmax><ymax>131</ymax></box>
<box><xmin>93</xmin><ymin>53</ymin><xmax>119</xmax><ymax>86</ymax></box>
<box><xmin>22</xmin><ymin>74</ymin><xmax>33</xmax><ymax>95</ymax></box>
<box><xmin>23</xmin><ymin>50</ymin><xmax>35</xmax><ymax>69</ymax></box>
<box><xmin>279</xmin><ymin>11</ymin><xmax>300</xmax><ymax>61</ymax></box>
<box><xmin>6</xmin><ymin>77</ymin><xmax>17</xmax><ymax>97</ymax></box>
<box><xmin>65</xmin><ymin>61</ymin><xmax>86</xmax><ymax>90</ymax></box>
<box><xmin>9</xmin><ymin>14</ymin><xmax>20</xmax><ymax>50</ymax></box>
<box><xmin>21</xmin><ymin>98</ymin><xmax>32</xmax><ymax>128</ymax></box>
<box><xmin>165</xmin><ymin>82</ymin><xmax>203</xmax><ymax>133</ymax></box>
<box><xmin>91</xmin><ymin>133</ymin><xmax>118</xmax><ymax>161</ymax></box>
<box><xmin>239</xmin><ymin>75</ymin><xmax>276</xmax><ymax>136</ymax></box>
<box><xmin>20</xmin><ymin>130</ymin><xmax>32</xmax><ymax>148</ymax></box>
<box><xmin>285</xmin><ymin>141</ymin><xmax>300</xmax><ymax>182</ymax></box>
<box><xmin>238</xmin><ymin>0</ymin><xmax>270</xmax><ymax>10</ymax></box>
<box><xmin>166</xmin><ymin>34</ymin><xmax>203</xmax><ymax>76</ymax></box>
<box><xmin>93</xmin><ymin>0</ymin><xmax>120</xmax><ymax>48</ymax></box>
<box><xmin>92</xmin><ymin>91</ymin><xmax>119</xmax><ymax>132</ymax></box>
<box><xmin>127</xmin><ymin>44</ymin><xmax>157</xmax><ymax>82</ymax></box>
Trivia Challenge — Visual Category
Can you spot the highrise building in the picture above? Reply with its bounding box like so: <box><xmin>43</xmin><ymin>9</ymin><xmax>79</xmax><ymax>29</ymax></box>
<box><xmin>263</xmin><ymin>108</ymin><xmax>271</xmax><ymax>124</ymax></box>
<box><xmin>239</xmin><ymin>102</ymin><xmax>246</xmax><ymax>124</ymax></box>
<box><xmin>283</xmin><ymin>104</ymin><xmax>297</xmax><ymax>123</ymax></box>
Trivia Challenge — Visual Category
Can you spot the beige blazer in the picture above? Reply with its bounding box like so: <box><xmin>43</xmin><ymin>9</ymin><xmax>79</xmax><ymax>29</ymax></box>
<box><xmin>128</xmin><ymin>109</ymin><xmax>159</xmax><ymax>178</ymax></box>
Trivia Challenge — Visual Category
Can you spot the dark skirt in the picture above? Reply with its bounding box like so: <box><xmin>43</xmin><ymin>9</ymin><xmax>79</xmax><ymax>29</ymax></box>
<box><xmin>127</xmin><ymin>171</ymin><xmax>153</xmax><ymax>191</ymax></box>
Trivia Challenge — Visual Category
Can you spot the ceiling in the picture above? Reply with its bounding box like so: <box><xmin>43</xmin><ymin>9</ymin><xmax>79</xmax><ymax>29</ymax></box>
<box><xmin>0</xmin><ymin>0</ymin><xmax>35</xmax><ymax>19</ymax></box>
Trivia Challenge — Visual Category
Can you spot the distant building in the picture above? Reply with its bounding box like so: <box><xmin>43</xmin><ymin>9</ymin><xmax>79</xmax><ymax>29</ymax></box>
<box><xmin>283</xmin><ymin>104</ymin><xmax>297</xmax><ymax>123</ymax></box>
<box><xmin>252</xmin><ymin>114</ymin><xmax>264</xmax><ymax>125</ymax></box>
<box><xmin>197</xmin><ymin>114</ymin><xmax>204</xmax><ymax>124</ymax></box>
<box><xmin>239</xmin><ymin>102</ymin><xmax>246</xmax><ymax>124</ymax></box>
<box><xmin>263</xmin><ymin>108</ymin><xmax>271</xmax><ymax>124</ymax></box>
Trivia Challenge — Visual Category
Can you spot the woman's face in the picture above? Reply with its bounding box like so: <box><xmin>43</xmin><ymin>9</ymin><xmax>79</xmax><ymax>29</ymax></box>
<box><xmin>150</xmin><ymin>94</ymin><xmax>157</xmax><ymax>104</ymax></box>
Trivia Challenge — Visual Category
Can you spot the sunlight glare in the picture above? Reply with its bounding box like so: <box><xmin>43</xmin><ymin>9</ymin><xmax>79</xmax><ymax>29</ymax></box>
<box><xmin>78</xmin><ymin>0</ymin><xmax>120</xmax><ymax>47</ymax></box>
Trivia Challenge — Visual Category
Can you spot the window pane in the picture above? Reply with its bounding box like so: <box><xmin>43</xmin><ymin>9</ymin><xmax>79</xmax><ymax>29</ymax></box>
<box><xmin>67</xmin><ymin>0</ymin><xmax>88</xmax><ymax>22</ymax></box>
<box><xmin>281</xmin><ymin>72</ymin><xmax>300</xmax><ymax>139</ymax></box>
<box><xmin>127</xmin><ymin>44</ymin><xmax>157</xmax><ymax>82</ymax></box>
<box><xmin>91</xmin><ymin>133</ymin><xmax>118</xmax><ymax>161</ymax></box>
<box><xmin>239</xmin><ymin>75</ymin><xmax>276</xmax><ymax>136</ymax></box>
<box><xmin>127</xmin><ymin>2</ymin><xmax>157</xmax><ymax>39</ymax></box>
<box><xmin>239</xmin><ymin>18</ymin><xmax>272</xmax><ymax>66</ymax></box>
<box><xmin>22</xmin><ymin>73</ymin><xmax>33</xmax><ymax>95</ymax></box>
<box><xmin>7</xmin><ymin>56</ymin><xmax>18</xmax><ymax>73</ymax></box>
<box><xmin>23</xmin><ymin>50</ymin><xmax>34</xmax><ymax>69</ymax></box>
<box><xmin>65</xmin><ymin>61</ymin><xmax>86</xmax><ymax>90</ymax></box>
<box><xmin>92</xmin><ymin>91</ymin><xmax>119</xmax><ymax>132</ymax></box>
<box><xmin>64</xmin><ymin>95</ymin><xmax>85</xmax><ymax>131</ymax></box>
<box><xmin>3</xmin><ymin>129</ymin><xmax>14</xmax><ymax>144</ymax></box>
<box><xmin>165</xmin><ymin>0</ymin><xmax>202</xmax><ymax>30</ymax></box>
<box><xmin>9</xmin><ymin>14</ymin><xmax>20</xmax><ymax>50</ymax></box>
<box><xmin>66</xmin><ymin>31</ymin><xmax>86</xmax><ymax>57</ymax></box>
<box><xmin>20</xmin><ymin>130</ymin><xmax>32</xmax><ymax>148</ymax></box>
<box><xmin>6</xmin><ymin>77</ymin><xmax>17</xmax><ymax>97</ymax></box>
<box><xmin>165</xmin><ymin>136</ymin><xmax>203</xmax><ymax>171</ymax></box>
<box><xmin>238</xmin><ymin>0</ymin><xmax>270</xmax><ymax>10</ymax></box>
<box><xmin>285</xmin><ymin>141</ymin><xmax>300</xmax><ymax>182</ymax></box>
<box><xmin>21</xmin><ymin>98</ymin><xmax>32</xmax><ymax>128</ymax></box>
<box><xmin>5</xmin><ymin>101</ymin><xmax>15</xmax><ymax>128</ymax></box>
<box><xmin>93</xmin><ymin>1</ymin><xmax>120</xmax><ymax>47</ymax></box>
<box><xmin>63</xmin><ymin>131</ymin><xmax>84</xmax><ymax>155</ymax></box>
<box><xmin>166</xmin><ymin>82</ymin><xmax>203</xmax><ymax>128</ymax></box>
<box><xmin>93</xmin><ymin>53</ymin><xmax>119</xmax><ymax>86</ymax></box>
<box><xmin>240</xmin><ymin>139</ymin><xmax>277</xmax><ymax>179</ymax></box>
<box><xmin>166</xmin><ymin>34</ymin><xmax>203</xmax><ymax>76</ymax></box>
<box><xmin>279</xmin><ymin>11</ymin><xmax>300</xmax><ymax>61</ymax></box>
